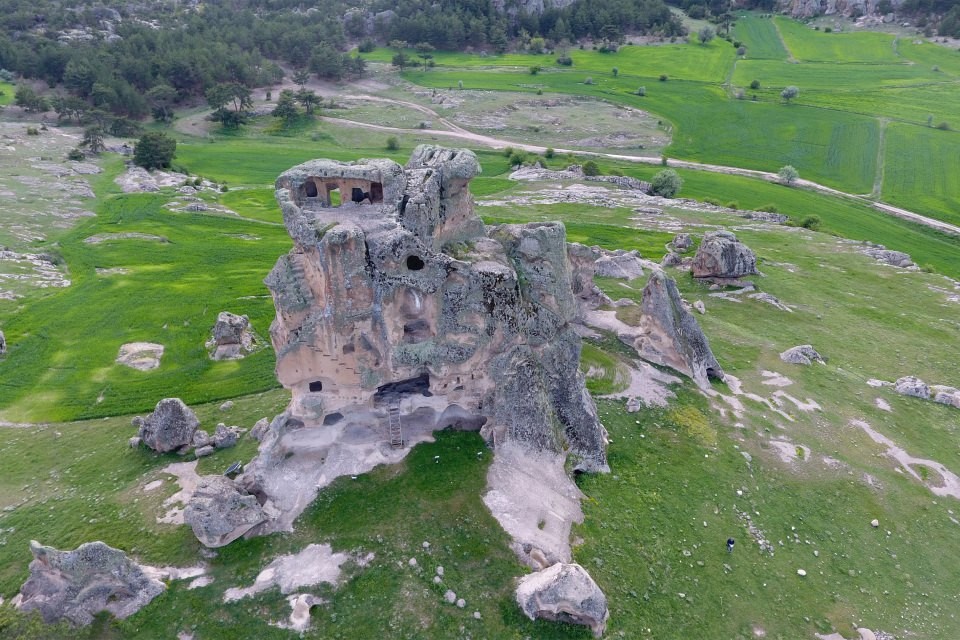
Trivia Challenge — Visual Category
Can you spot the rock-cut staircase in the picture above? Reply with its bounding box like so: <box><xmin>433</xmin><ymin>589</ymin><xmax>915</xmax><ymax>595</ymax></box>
<box><xmin>388</xmin><ymin>400</ymin><xmax>403</xmax><ymax>448</ymax></box>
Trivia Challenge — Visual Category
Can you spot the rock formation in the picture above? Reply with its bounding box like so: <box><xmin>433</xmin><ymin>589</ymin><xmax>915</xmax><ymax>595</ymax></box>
<box><xmin>932</xmin><ymin>386</ymin><xmax>960</xmax><ymax>409</ymax></box>
<box><xmin>0</xmin><ymin>329</ymin><xmax>6</xmax><ymax>355</ymax></box>
<box><xmin>691</xmin><ymin>230</ymin><xmax>758</xmax><ymax>280</ymax></box>
<box><xmin>14</xmin><ymin>540</ymin><xmax>165</xmax><ymax>626</ymax></box>
<box><xmin>515</xmin><ymin>562</ymin><xmax>609</xmax><ymax>638</ymax></box>
<box><xmin>780</xmin><ymin>345</ymin><xmax>825</xmax><ymax>365</ymax></box>
<box><xmin>594</xmin><ymin>249</ymin><xmax>644</xmax><ymax>279</ymax></box>
<box><xmin>781</xmin><ymin>0</ymin><xmax>903</xmax><ymax>19</ymax></box>
<box><xmin>672</xmin><ymin>233</ymin><xmax>692</xmax><ymax>252</ymax></box>
<box><xmin>133</xmin><ymin>398</ymin><xmax>199</xmax><ymax>453</ymax></box>
<box><xmin>207</xmin><ymin>311</ymin><xmax>259</xmax><ymax>360</ymax></box>
<box><xmin>634</xmin><ymin>270</ymin><xmax>724</xmax><ymax>387</ymax></box>
<box><xmin>861</xmin><ymin>246</ymin><xmax>915</xmax><ymax>269</ymax></box>
<box><xmin>894</xmin><ymin>376</ymin><xmax>930</xmax><ymax>399</ymax></box>
<box><xmin>236</xmin><ymin>146</ymin><xmax>607</xmax><ymax>536</ymax></box>
<box><xmin>183</xmin><ymin>475</ymin><xmax>272</xmax><ymax>547</ymax></box>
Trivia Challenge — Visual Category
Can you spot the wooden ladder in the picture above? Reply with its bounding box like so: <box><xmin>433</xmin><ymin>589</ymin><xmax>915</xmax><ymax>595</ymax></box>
<box><xmin>388</xmin><ymin>400</ymin><xmax>403</xmax><ymax>449</ymax></box>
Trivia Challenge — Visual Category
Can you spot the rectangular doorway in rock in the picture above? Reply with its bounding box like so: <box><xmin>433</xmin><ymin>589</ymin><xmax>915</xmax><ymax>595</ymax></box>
<box><xmin>326</xmin><ymin>186</ymin><xmax>340</xmax><ymax>206</ymax></box>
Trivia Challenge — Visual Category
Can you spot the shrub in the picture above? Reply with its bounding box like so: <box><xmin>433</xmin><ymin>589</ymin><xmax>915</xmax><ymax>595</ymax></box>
<box><xmin>612</xmin><ymin>67</ymin><xmax>619</xmax><ymax>77</ymax></box>
<box><xmin>936</xmin><ymin>121</ymin><xmax>951</xmax><ymax>130</ymax></box>
<box><xmin>824</xmin><ymin>27</ymin><xmax>832</xmax><ymax>33</ymax></box>
<box><xmin>636</xmin><ymin>86</ymin><xmax>646</xmax><ymax>96</ymax></box>
<box><xmin>757</xmin><ymin>204</ymin><xmax>780</xmax><ymax>213</ymax></box>
<box><xmin>386</xmin><ymin>136</ymin><xmax>400</xmax><ymax>151</ymax></box>
<box><xmin>458</xmin><ymin>80</ymin><xmax>463</xmax><ymax>89</ymax></box>
<box><xmin>545</xmin><ymin>147</ymin><xmax>555</xmax><ymax>159</ymax></box>
<box><xmin>193</xmin><ymin>177</ymin><xmax>203</xmax><ymax>186</ymax></box>
<box><xmin>704</xmin><ymin>197</ymin><xmax>722</xmax><ymax>206</ymax></box>
<box><xmin>503</xmin><ymin>146</ymin><xmax>514</xmax><ymax>157</ymax></box>
<box><xmin>584</xmin><ymin>77</ymin><xmax>594</xmax><ymax>85</ymax></box>
<box><xmin>529</xmin><ymin>65</ymin><xmax>542</xmax><ymax>75</ymax></box>
<box><xmin>220</xmin><ymin>184</ymin><xmax>229</xmax><ymax>192</ymax></box>
<box><xmin>659</xmin><ymin>74</ymin><xmax>668</xmax><ymax>81</ymax></box>
<box><xmin>650</xmin><ymin>169</ymin><xmax>682</xmax><ymax>198</ymax></box>
<box><xmin>800</xmin><ymin>214</ymin><xmax>821</xmax><ymax>230</ymax></box>
<box><xmin>737</xmin><ymin>46</ymin><xmax>747</xmax><ymax>56</ymax></box>
<box><xmin>750</xmin><ymin>79</ymin><xmax>761</xmax><ymax>90</ymax></box>
<box><xmin>66</xmin><ymin>148</ymin><xmax>84</xmax><ymax>161</ymax></box>
<box><xmin>536</xmin><ymin>88</ymin><xmax>543</xmax><ymax>95</ymax></box>
<box><xmin>133</xmin><ymin>132</ymin><xmax>176</xmax><ymax>170</ymax></box>
<box><xmin>610</xmin><ymin>168</ymin><xmax>623</xmax><ymax>176</ymax></box>
<box><xmin>582</xmin><ymin>160</ymin><xmax>600</xmax><ymax>176</ymax></box>
<box><xmin>358</xmin><ymin>39</ymin><xmax>376</xmax><ymax>53</ymax></box>
<box><xmin>726</xmin><ymin>201</ymin><xmax>739</xmax><ymax>210</ymax></box>
<box><xmin>509</xmin><ymin>151</ymin><xmax>527</xmax><ymax>167</ymax></box>
<box><xmin>556</xmin><ymin>54</ymin><xmax>573</xmax><ymax>66</ymax></box>
<box><xmin>26</xmin><ymin>127</ymin><xmax>39</xmax><ymax>136</ymax></box>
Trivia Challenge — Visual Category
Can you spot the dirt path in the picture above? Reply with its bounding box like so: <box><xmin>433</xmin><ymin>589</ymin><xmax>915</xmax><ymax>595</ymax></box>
<box><xmin>319</xmin><ymin>111</ymin><xmax>960</xmax><ymax>237</ymax></box>
<box><xmin>771</xmin><ymin>19</ymin><xmax>797</xmax><ymax>63</ymax></box>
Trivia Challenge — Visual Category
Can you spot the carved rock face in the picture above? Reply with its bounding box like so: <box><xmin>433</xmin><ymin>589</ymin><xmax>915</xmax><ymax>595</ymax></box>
<box><xmin>241</xmin><ymin>146</ymin><xmax>608</xmax><ymax>533</ymax></box>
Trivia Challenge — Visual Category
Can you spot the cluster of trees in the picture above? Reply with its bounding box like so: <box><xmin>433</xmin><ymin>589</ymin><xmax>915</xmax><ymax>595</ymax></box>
<box><xmin>0</xmin><ymin>0</ymin><xmax>686</xmax><ymax>122</ymax></box>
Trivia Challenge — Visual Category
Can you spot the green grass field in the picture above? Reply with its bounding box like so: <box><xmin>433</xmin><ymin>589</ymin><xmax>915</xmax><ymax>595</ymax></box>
<box><xmin>773</xmin><ymin>17</ymin><xmax>901</xmax><ymax>63</ymax></box>
<box><xmin>883</xmin><ymin>122</ymin><xmax>960</xmax><ymax>223</ymax></box>
<box><xmin>0</xmin><ymin>82</ymin><xmax>13</xmax><ymax>106</ymax></box>
<box><xmin>733</xmin><ymin>15</ymin><xmax>789</xmax><ymax>60</ymax></box>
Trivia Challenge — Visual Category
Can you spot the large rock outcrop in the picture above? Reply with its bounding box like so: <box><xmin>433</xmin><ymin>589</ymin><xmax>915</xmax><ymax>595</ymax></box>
<box><xmin>515</xmin><ymin>562</ymin><xmax>609</xmax><ymax>638</ymax></box>
<box><xmin>780</xmin><ymin>344</ymin><xmax>825</xmax><ymax>365</ymax></box>
<box><xmin>691</xmin><ymin>230</ymin><xmax>758</xmax><ymax>280</ymax></box>
<box><xmin>239</xmin><ymin>146</ymin><xmax>608</xmax><ymax>534</ymax></box>
<box><xmin>634</xmin><ymin>270</ymin><xmax>724</xmax><ymax>387</ymax></box>
<box><xmin>781</xmin><ymin>0</ymin><xmax>903</xmax><ymax>18</ymax></box>
<box><xmin>133</xmin><ymin>398</ymin><xmax>199</xmax><ymax>453</ymax></box>
<box><xmin>184</xmin><ymin>475</ymin><xmax>272</xmax><ymax>547</ymax></box>
<box><xmin>14</xmin><ymin>540</ymin><xmax>165</xmax><ymax>626</ymax></box>
<box><xmin>894</xmin><ymin>376</ymin><xmax>930</xmax><ymax>399</ymax></box>
<box><xmin>207</xmin><ymin>311</ymin><xmax>259</xmax><ymax>360</ymax></box>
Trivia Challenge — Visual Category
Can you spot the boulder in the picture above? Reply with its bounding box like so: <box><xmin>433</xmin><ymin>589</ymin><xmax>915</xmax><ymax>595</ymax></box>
<box><xmin>894</xmin><ymin>376</ymin><xmax>930</xmax><ymax>400</ymax></box>
<box><xmin>691</xmin><ymin>230</ymin><xmax>758</xmax><ymax>279</ymax></box>
<box><xmin>14</xmin><ymin>540</ymin><xmax>165</xmax><ymax>626</ymax></box>
<box><xmin>672</xmin><ymin>233</ymin><xmax>692</xmax><ymax>252</ymax></box>
<box><xmin>594</xmin><ymin>250</ymin><xmax>644</xmax><ymax>279</ymax></box>
<box><xmin>931</xmin><ymin>385</ymin><xmax>960</xmax><ymax>409</ymax></box>
<box><xmin>861</xmin><ymin>247</ymin><xmax>914</xmax><ymax>269</ymax></box>
<box><xmin>213</xmin><ymin>423</ymin><xmax>239</xmax><ymax>449</ymax></box>
<box><xmin>635</xmin><ymin>270</ymin><xmax>724</xmax><ymax>387</ymax></box>
<box><xmin>193</xmin><ymin>429</ymin><xmax>211</xmax><ymax>449</ymax></box>
<box><xmin>660</xmin><ymin>251</ymin><xmax>683</xmax><ymax>268</ymax></box>
<box><xmin>183</xmin><ymin>475</ymin><xmax>270</xmax><ymax>547</ymax></box>
<box><xmin>195</xmin><ymin>445</ymin><xmax>215</xmax><ymax>458</ymax></box>
<box><xmin>207</xmin><ymin>312</ymin><xmax>258</xmax><ymax>360</ymax></box>
<box><xmin>133</xmin><ymin>398</ymin><xmax>199</xmax><ymax>453</ymax></box>
<box><xmin>515</xmin><ymin>563</ymin><xmax>608</xmax><ymax>638</ymax></box>
<box><xmin>779</xmin><ymin>345</ymin><xmax>824</xmax><ymax>365</ymax></box>
<box><xmin>250</xmin><ymin>417</ymin><xmax>270</xmax><ymax>441</ymax></box>
<box><xmin>0</xmin><ymin>329</ymin><xmax>6</xmax><ymax>355</ymax></box>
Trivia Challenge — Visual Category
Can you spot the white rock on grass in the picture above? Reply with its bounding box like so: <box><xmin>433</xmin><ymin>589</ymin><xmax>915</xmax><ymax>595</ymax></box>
<box><xmin>444</xmin><ymin>590</ymin><xmax>456</xmax><ymax>604</ymax></box>
<box><xmin>797</xmin><ymin>569</ymin><xmax>807</xmax><ymax>577</ymax></box>
<box><xmin>779</xmin><ymin>345</ymin><xmax>824</xmax><ymax>365</ymax></box>
<box><xmin>894</xmin><ymin>376</ymin><xmax>930</xmax><ymax>399</ymax></box>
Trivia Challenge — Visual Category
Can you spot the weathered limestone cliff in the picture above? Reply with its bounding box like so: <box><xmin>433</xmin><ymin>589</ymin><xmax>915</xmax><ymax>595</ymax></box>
<box><xmin>235</xmin><ymin>146</ymin><xmax>608</xmax><ymax>536</ymax></box>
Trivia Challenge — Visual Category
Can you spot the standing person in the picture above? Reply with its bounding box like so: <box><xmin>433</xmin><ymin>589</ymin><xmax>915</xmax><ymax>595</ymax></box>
<box><xmin>726</xmin><ymin>538</ymin><xmax>735</xmax><ymax>553</ymax></box>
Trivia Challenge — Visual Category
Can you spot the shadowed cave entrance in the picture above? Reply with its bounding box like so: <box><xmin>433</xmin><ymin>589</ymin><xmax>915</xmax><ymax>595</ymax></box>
<box><xmin>373</xmin><ymin>373</ymin><xmax>431</xmax><ymax>404</ymax></box>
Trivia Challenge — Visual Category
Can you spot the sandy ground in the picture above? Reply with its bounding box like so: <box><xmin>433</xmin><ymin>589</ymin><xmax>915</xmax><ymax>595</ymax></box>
<box><xmin>157</xmin><ymin>461</ymin><xmax>200</xmax><ymax>525</ymax></box>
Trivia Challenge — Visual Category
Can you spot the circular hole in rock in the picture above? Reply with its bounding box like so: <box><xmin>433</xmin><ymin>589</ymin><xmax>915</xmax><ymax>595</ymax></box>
<box><xmin>406</xmin><ymin>255</ymin><xmax>425</xmax><ymax>271</ymax></box>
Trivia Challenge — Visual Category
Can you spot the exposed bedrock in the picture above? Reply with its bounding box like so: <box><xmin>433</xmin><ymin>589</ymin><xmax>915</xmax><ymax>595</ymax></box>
<box><xmin>238</xmin><ymin>146</ymin><xmax>608</xmax><ymax>538</ymax></box>
<box><xmin>14</xmin><ymin>540</ymin><xmax>165</xmax><ymax>626</ymax></box>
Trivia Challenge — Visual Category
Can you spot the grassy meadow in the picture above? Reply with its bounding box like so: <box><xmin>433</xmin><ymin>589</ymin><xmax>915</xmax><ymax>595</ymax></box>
<box><xmin>3</xmin><ymin>12</ymin><xmax>960</xmax><ymax>639</ymax></box>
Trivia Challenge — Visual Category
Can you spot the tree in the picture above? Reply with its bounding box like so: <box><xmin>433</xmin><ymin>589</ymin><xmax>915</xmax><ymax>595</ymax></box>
<box><xmin>296</xmin><ymin>89</ymin><xmax>320</xmax><ymax>115</ymax></box>
<box><xmin>750</xmin><ymin>79</ymin><xmax>760</xmax><ymax>90</ymax></box>
<box><xmin>582</xmin><ymin>160</ymin><xmax>600</xmax><ymax>176</ymax></box>
<box><xmin>133</xmin><ymin>132</ymin><xmax>176</xmax><ymax>170</ymax></box>
<box><xmin>146</xmin><ymin>84</ymin><xmax>178</xmax><ymax>123</ymax></box>
<box><xmin>292</xmin><ymin>70</ymin><xmax>311</xmax><ymax>89</ymax></box>
<box><xmin>206</xmin><ymin>83</ymin><xmax>252</xmax><ymax>129</ymax></box>
<box><xmin>698</xmin><ymin>26</ymin><xmax>716</xmax><ymax>45</ymax></box>
<box><xmin>80</xmin><ymin>125</ymin><xmax>105</xmax><ymax>154</ymax></box>
<box><xmin>386</xmin><ymin>136</ymin><xmax>400</xmax><ymax>151</ymax></box>
<box><xmin>778</xmin><ymin>165</ymin><xmax>799</xmax><ymax>185</ymax></box>
<box><xmin>309</xmin><ymin>44</ymin><xmax>344</xmax><ymax>80</ymax></box>
<box><xmin>415</xmin><ymin>42</ymin><xmax>435</xmax><ymax>72</ymax></box>
<box><xmin>14</xmin><ymin>86</ymin><xmax>48</xmax><ymax>113</ymax></box>
<box><xmin>781</xmin><ymin>85</ymin><xmax>799</xmax><ymax>103</ymax></box>
<box><xmin>271</xmin><ymin>90</ymin><xmax>299</xmax><ymax>124</ymax></box>
<box><xmin>650</xmin><ymin>169</ymin><xmax>683</xmax><ymax>197</ymax></box>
